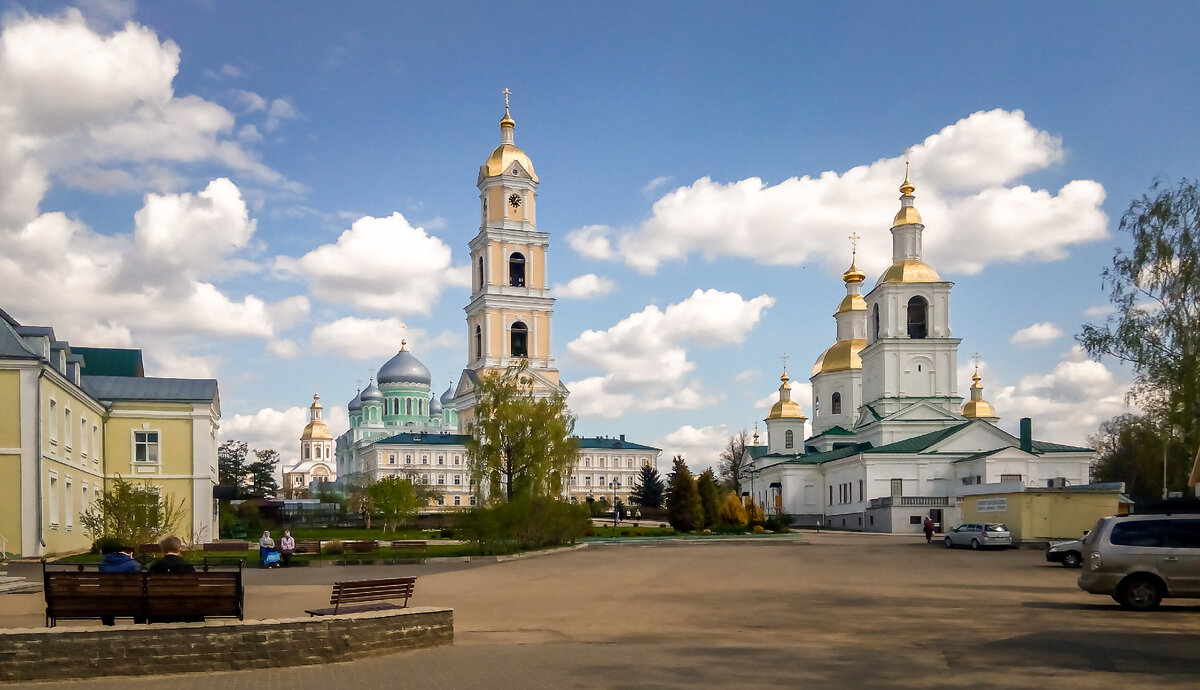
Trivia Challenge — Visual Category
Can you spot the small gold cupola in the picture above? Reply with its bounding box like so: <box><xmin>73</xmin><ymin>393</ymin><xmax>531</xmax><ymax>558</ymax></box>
<box><xmin>482</xmin><ymin>87</ymin><xmax>538</xmax><ymax>182</ymax></box>
<box><xmin>767</xmin><ymin>370</ymin><xmax>807</xmax><ymax>420</ymax></box>
<box><xmin>961</xmin><ymin>359</ymin><xmax>999</xmax><ymax>423</ymax></box>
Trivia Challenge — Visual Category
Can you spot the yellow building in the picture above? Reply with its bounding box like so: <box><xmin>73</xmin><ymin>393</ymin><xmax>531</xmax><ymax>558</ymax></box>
<box><xmin>960</xmin><ymin>484</ymin><xmax>1132</xmax><ymax>543</ymax></box>
<box><xmin>0</xmin><ymin>307</ymin><xmax>220</xmax><ymax>558</ymax></box>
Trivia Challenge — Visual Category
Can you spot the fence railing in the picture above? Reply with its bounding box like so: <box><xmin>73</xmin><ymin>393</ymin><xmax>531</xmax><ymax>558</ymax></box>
<box><xmin>869</xmin><ymin>496</ymin><xmax>951</xmax><ymax>509</ymax></box>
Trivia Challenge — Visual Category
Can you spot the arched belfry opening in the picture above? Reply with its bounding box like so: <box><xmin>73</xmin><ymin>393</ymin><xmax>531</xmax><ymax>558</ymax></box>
<box><xmin>474</xmin><ymin>325</ymin><xmax>483</xmax><ymax>361</ymax></box>
<box><xmin>510</xmin><ymin>321</ymin><xmax>529</xmax><ymax>358</ymax></box>
<box><xmin>871</xmin><ymin>303</ymin><xmax>880</xmax><ymax>341</ymax></box>
<box><xmin>907</xmin><ymin>296</ymin><xmax>928</xmax><ymax>339</ymax></box>
<box><xmin>509</xmin><ymin>252</ymin><xmax>526</xmax><ymax>287</ymax></box>
<box><xmin>832</xmin><ymin>392</ymin><xmax>842</xmax><ymax>415</ymax></box>
<box><xmin>477</xmin><ymin>257</ymin><xmax>484</xmax><ymax>288</ymax></box>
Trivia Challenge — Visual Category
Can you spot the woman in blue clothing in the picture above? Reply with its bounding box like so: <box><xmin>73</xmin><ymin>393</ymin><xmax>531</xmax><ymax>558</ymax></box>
<box><xmin>259</xmin><ymin>530</ymin><xmax>276</xmax><ymax>568</ymax></box>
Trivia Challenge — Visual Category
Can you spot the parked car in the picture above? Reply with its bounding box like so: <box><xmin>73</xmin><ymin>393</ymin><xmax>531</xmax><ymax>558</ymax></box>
<box><xmin>1046</xmin><ymin>532</ymin><xmax>1089</xmax><ymax>568</ymax></box>
<box><xmin>944</xmin><ymin>523</ymin><xmax>1012</xmax><ymax>550</ymax></box>
<box><xmin>1077</xmin><ymin>514</ymin><xmax>1200</xmax><ymax>610</ymax></box>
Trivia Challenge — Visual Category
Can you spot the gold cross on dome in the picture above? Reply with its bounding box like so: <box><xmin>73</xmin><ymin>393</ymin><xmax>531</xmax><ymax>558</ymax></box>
<box><xmin>971</xmin><ymin>352</ymin><xmax>981</xmax><ymax>369</ymax></box>
<box><xmin>503</xmin><ymin>88</ymin><xmax>511</xmax><ymax>113</ymax></box>
<box><xmin>780</xmin><ymin>352</ymin><xmax>790</xmax><ymax>373</ymax></box>
<box><xmin>848</xmin><ymin>231</ymin><xmax>860</xmax><ymax>256</ymax></box>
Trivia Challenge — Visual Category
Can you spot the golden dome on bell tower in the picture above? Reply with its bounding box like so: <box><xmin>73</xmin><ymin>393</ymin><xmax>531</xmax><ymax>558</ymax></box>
<box><xmin>482</xmin><ymin>88</ymin><xmax>538</xmax><ymax>183</ymax></box>
<box><xmin>892</xmin><ymin>159</ymin><xmax>923</xmax><ymax>227</ymax></box>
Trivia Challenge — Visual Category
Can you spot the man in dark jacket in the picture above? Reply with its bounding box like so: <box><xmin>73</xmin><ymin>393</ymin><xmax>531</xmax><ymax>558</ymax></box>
<box><xmin>147</xmin><ymin>535</ymin><xmax>195</xmax><ymax>573</ymax></box>
<box><xmin>98</xmin><ymin>542</ymin><xmax>141</xmax><ymax>573</ymax></box>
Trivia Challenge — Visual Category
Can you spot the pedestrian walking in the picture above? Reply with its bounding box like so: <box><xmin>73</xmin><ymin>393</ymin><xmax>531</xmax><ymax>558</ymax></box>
<box><xmin>923</xmin><ymin>516</ymin><xmax>935</xmax><ymax>544</ymax></box>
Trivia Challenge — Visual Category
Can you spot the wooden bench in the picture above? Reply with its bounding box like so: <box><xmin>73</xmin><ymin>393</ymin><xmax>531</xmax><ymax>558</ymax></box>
<box><xmin>342</xmin><ymin>539</ymin><xmax>378</xmax><ymax>554</ymax></box>
<box><xmin>43</xmin><ymin>563</ymin><xmax>244</xmax><ymax>627</ymax></box>
<box><xmin>294</xmin><ymin>539</ymin><xmax>322</xmax><ymax>555</ymax></box>
<box><xmin>305</xmin><ymin>576</ymin><xmax>417</xmax><ymax>616</ymax></box>
<box><xmin>390</xmin><ymin>540</ymin><xmax>428</xmax><ymax>563</ymax></box>
<box><xmin>202</xmin><ymin>541</ymin><xmax>250</xmax><ymax>552</ymax></box>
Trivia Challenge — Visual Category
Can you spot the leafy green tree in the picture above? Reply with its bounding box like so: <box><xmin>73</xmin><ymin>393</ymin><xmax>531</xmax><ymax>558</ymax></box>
<box><xmin>80</xmin><ymin>475</ymin><xmax>186</xmax><ymax>547</ymax></box>
<box><xmin>1080</xmin><ymin>178</ymin><xmax>1200</xmax><ymax>472</ymax></box>
<box><xmin>696</xmin><ymin>468</ymin><xmax>721</xmax><ymax>528</ymax></box>
<box><xmin>218</xmin><ymin>440</ymin><xmax>249</xmax><ymax>491</ymax></box>
<box><xmin>244</xmin><ymin>449</ymin><xmax>281</xmax><ymax>498</ymax></box>
<box><xmin>666</xmin><ymin>455</ymin><xmax>703</xmax><ymax>532</ymax></box>
<box><xmin>368</xmin><ymin>475</ymin><xmax>423</xmax><ymax>533</ymax></box>
<box><xmin>717</xmin><ymin>429</ymin><xmax>750</xmax><ymax>494</ymax></box>
<box><xmin>717</xmin><ymin>491</ymin><xmax>748</xmax><ymax>527</ymax></box>
<box><xmin>1089</xmin><ymin>414</ymin><xmax>1191</xmax><ymax>504</ymax></box>
<box><xmin>466</xmin><ymin>361</ymin><xmax>579</xmax><ymax>502</ymax></box>
<box><xmin>630</xmin><ymin>464</ymin><xmax>666</xmax><ymax>508</ymax></box>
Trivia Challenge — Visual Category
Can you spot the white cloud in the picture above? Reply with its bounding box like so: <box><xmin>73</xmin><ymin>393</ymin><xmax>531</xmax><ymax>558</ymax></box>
<box><xmin>734</xmin><ymin>369</ymin><xmax>759</xmax><ymax>383</ymax></box>
<box><xmin>144</xmin><ymin>346</ymin><xmax>220</xmax><ymax>380</ymax></box>
<box><xmin>643</xmin><ymin>175</ymin><xmax>673</xmax><ymax>195</ymax></box>
<box><xmin>1010</xmin><ymin>321</ymin><xmax>1064</xmax><ymax>346</ymax></box>
<box><xmin>570</xmin><ymin>109</ymin><xmax>1107</xmax><ymax>277</ymax></box>
<box><xmin>265</xmin><ymin>98</ymin><xmax>299</xmax><ymax>132</ymax></box>
<box><xmin>221</xmin><ymin>404</ymin><xmax>349</xmax><ymax>472</ymax></box>
<box><xmin>220</xmin><ymin>63</ymin><xmax>241</xmax><ymax>78</ymax></box>
<box><xmin>553</xmin><ymin>273</ymin><xmax>615</xmax><ymax>299</ymax></box>
<box><xmin>275</xmin><ymin>212</ymin><xmax>468</xmax><ymax>314</ymax></box>
<box><xmin>961</xmin><ymin>347</ymin><xmax>1134</xmax><ymax>446</ymax></box>
<box><xmin>0</xmin><ymin>181</ymin><xmax>309</xmax><ymax>341</ymax></box>
<box><xmin>656</xmin><ymin>424</ymin><xmax>730</xmax><ymax>473</ymax></box>
<box><xmin>267</xmin><ymin>339</ymin><xmax>300</xmax><ymax>359</ymax></box>
<box><xmin>566</xmin><ymin>224</ymin><xmax>616</xmax><ymax>260</ymax></box>
<box><xmin>310</xmin><ymin>316</ymin><xmax>461</xmax><ymax>361</ymax></box>
<box><xmin>565</xmin><ymin>289</ymin><xmax>774</xmax><ymax>415</ymax></box>
<box><xmin>1084</xmin><ymin>304</ymin><xmax>1115</xmax><ymax>318</ymax></box>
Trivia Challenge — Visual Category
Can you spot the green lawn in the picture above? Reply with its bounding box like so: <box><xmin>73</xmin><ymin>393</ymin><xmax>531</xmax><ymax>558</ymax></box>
<box><xmin>584</xmin><ymin>525</ymin><xmax>678</xmax><ymax>538</ymax></box>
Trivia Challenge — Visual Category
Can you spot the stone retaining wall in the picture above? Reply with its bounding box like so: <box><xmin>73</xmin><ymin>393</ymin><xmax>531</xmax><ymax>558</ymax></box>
<box><xmin>0</xmin><ymin>607</ymin><xmax>453</xmax><ymax>683</ymax></box>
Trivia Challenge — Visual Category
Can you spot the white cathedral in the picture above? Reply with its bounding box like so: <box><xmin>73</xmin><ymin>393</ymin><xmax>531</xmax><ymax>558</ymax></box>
<box><xmin>744</xmin><ymin>168</ymin><xmax>1094</xmax><ymax>533</ymax></box>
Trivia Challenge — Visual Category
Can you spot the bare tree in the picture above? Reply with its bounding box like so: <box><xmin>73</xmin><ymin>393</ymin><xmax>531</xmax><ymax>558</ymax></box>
<box><xmin>717</xmin><ymin>429</ymin><xmax>750</xmax><ymax>494</ymax></box>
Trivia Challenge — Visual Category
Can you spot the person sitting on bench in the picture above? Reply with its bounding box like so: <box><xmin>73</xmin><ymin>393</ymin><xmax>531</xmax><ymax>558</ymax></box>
<box><xmin>98</xmin><ymin>541</ymin><xmax>141</xmax><ymax>573</ymax></box>
<box><xmin>148</xmin><ymin>536</ymin><xmax>195</xmax><ymax>573</ymax></box>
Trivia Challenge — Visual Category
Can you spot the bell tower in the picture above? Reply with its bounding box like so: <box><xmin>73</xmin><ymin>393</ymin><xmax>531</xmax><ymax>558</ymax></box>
<box><xmin>857</xmin><ymin>164</ymin><xmax>962</xmax><ymax>445</ymax></box>
<box><xmin>455</xmin><ymin>91</ymin><xmax>567</xmax><ymax>430</ymax></box>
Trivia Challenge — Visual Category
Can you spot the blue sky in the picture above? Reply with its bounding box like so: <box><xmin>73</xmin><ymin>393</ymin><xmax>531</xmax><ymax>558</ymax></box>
<box><xmin>2</xmin><ymin>1</ymin><xmax>1198</xmax><ymax>469</ymax></box>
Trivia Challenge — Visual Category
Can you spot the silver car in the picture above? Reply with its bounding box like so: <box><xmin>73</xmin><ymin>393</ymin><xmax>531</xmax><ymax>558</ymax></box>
<box><xmin>944</xmin><ymin>522</ymin><xmax>1012</xmax><ymax>550</ymax></box>
<box><xmin>1077</xmin><ymin>514</ymin><xmax>1200</xmax><ymax>610</ymax></box>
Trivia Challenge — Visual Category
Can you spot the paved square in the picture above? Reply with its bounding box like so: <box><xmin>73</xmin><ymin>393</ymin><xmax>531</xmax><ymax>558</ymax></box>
<box><xmin>5</xmin><ymin>532</ymin><xmax>1200</xmax><ymax>688</ymax></box>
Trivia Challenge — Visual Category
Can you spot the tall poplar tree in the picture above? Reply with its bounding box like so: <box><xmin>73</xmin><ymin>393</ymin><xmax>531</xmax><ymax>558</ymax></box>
<box><xmin>666</xmin><ymin>455</ymin><xmax>703</xmax><ymax>532</ymax></box>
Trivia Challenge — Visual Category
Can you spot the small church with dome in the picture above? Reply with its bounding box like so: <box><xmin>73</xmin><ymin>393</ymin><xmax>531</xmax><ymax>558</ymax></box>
<box><xmin>744</xmin><ymin>166</ymin><xmax>1095</xmax><ymax>533</ymax></box>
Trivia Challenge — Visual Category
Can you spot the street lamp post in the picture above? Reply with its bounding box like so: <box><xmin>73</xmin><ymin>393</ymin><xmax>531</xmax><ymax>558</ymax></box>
<box><xmin>609</xmin><ymin>479</ymin><xmax>619</xmax><ymax>526</ymax></box>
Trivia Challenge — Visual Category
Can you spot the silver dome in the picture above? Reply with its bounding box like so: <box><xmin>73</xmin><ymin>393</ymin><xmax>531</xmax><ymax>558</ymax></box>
<box><xmin>360</xmin><ymin>380</ymin><xmax>384</xmax><ymax>404</ymax></box>
<box><xmin>377</xmin><ymin>344</ymin><xmax>431</xmax><ymax>386</ymax></box>
<box><xmin>347</xmin><ymin>389</ymin><xmax>363</xmax><ymax>412</ymax></box>
<box><xmin>439</xmin><ymin>384</ymin><xmax>455</xmax><ymax>405</ymax></box>
<box><xmin>430</xmin><ymin>393</ymin><xmax>443</xmax><ymax>415</ymax></box>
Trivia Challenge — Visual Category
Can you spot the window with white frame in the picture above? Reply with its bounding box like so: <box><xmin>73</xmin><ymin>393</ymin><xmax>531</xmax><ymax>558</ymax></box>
<box><xmin>65</xmin><ymin>477</ymin><xmax>73</xmax><ymax>529</ymax></box>
<box><xmin>92</xmin><ymin>425</ymin><xmax>99</xmax><ymax>464</ymax></box>
<box><xmin>406</xmin><ymin>454</ymin><xmax>412</xmax><ymax>464</ymax></box>
<box><xmin>49</xmin><ymin>398</ymin><xmax>58</xmax><ymax>446</ymax></box>
<box><xmin>80</xmin><ymin>417</ymin><xmax>88</xmax><ymax>458</ymax></box>
<box><xmin>64</xmin><ymin>408</ymin><xmax>72</xmax><ymax>450</ymax></box>
<box><xmin>437</xmin><ymin>474</ymin><xmax>445</xmax><ymax>485</ymax></box>
<box><xmin>422</xmin><ymin>455</ymin><xmax>429</xmax><ymax>465</ymax></box>
<box><xmin>453</xmin><ymin>474</ymin><xmax>461</xmax><ymax>485</ymax></box>
<box><xmin>470</xmin><ymin>495</ymin><xmax>477</xmax><ymax>506</ymax></box>
<box><xmin>454</xmin><ymin>495</ymin><xmax>461</xmax><ymax>506</ymax></box>
<box><xmin>134</xmin><ymin>430</ymin><xmax>160</xmax><ymax>463</ymax></box>
<box><xmin>585</xmin><ymin>476</ymin><xmax>592</xmax><ymax>486</ymax></box>
<box><xmin>438</xmin><ymin>455</ymin><xmax>444</xmax><ymax>465</ymax></box>
<box><xmin>389</xmin><ymin>453</ymin><xmax>396</xmax><ymax>465</ymax></box>
<box><xmin>48</xmin><ymin>472</ymin><xmax>59</xmax><ymax>527</ymax></box>
<box><xmin>1000</xmin><ymin>474</ymin><xmax>1023</xmax><ymax>483</ymax></box>
<box><xmin>454</xmin><ymin>455</ymin><xmax>461</xmax><ymax>465</ymax></box>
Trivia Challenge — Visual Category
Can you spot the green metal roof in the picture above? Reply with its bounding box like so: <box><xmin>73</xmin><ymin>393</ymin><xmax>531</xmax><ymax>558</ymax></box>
<box><xmin>377</xmin><ymin>433</ymin><xmax>471</xmax><ymax>445</ymax></box>
<box><xmin>72</xmin><ymin>347</ymin><xmax>144</xmax><ymax>377</ymax></box>
<box><xmin>1030</xmin><ymin>439</ymin><xmax>1094</xmax><ymax>453</ymax></box>
<box><xmin>578</xmin><ymin>436</ymin><xmax>660</xmax><ymax>451</ymax></box>
<box><xmin>758</xmin><ymin>442</ymin><xmax>873</xmax><ymax>469</ymax></box>
<box><xmin>862</xmin><ymin>423</ymin><xmax>970</xmax><ymax>454</ymax></box>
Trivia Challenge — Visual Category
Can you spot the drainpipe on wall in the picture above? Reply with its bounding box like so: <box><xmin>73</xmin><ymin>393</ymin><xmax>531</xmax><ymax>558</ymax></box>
<box><xmin>35</xmin><ymin>368</ymin><xmax>46</xmax><ymax>550</ymax></box>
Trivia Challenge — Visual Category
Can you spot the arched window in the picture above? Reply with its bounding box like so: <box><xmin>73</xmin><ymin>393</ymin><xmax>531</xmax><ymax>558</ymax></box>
<box><xmin>304</xmin><ymin>445</ymin><xmax>310</xmax><ymax>459</ymax></box>
<box><xmin>907</xmin><ymin>296</ymin><xmax>928</xmax><ymax>339</ymax></box>
<box><xmin>785</xmin><ymin>430</ymin><xmax>794</xmax><ymax>449</ymax></box>
<box><xmin>509</xmin><ymin>252</ymin><xmax>526</xmax><ymax>287</ymax></box>
<box><xmin>477</xmin><ymin>257</ymin><xmax>484</xmax><ymax>288</ymax></box>
<box><xmin>406</xmin><ymin>399</ymin><xmax>412</xmax><ymax>415</ymax></box>
<box><xmin>871</xmin><ymin>303</ymin><xmax>880</xmax><ymax>341</ymax></box>
<box><xmin>474</xmin><ymin>325</ymin><xmax>482</xmax><ymax>361</ymax></box>
<box><xmin>511</xmin><ymin>321</ymin><xmax>529</xmax><ymax>358</ymax></box>
<box><xmin>832</xmin><ymin>392</ymin><xmax>842</xmax><ymax>415</ymax></box>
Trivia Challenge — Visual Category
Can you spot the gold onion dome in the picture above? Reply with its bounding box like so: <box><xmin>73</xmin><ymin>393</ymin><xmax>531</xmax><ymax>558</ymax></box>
<box><xmin>878</xmin><ymin>259</ymin><xmax>941</xmax><ymax>284</ymax></box>
<box><xmin>842</xmin><ymin>257</ymin><xmax>866</xmax><ymax>285</ymax></box>
<box><xmin>812</xmin><ymin>338</ymin><xmax>866</xmax><ymax>376</ymax></box>
<box><xmin>301</xmin><ymin>393</ymin><xmax>333</xmax><ymax>441</ymax></box>
<box><xmin>483</xmin><ymin>93</ymin><xmax>538</xmax><ymax>182</ymax></box>
<box><xmin>767</xmin><ymin>371</ymin><xmax>807</xmax><ymax>419</ymax></box>
<box><xmin>961</xmin><ymin>367</ymin><xmax>998</xmax><ymax>419</ymax></box>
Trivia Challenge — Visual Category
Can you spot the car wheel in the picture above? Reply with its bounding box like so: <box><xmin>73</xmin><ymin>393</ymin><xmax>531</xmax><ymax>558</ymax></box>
<box><xmin>1116</xmin><ymin>575</ymin><xmax>1163</xmax><ymax>611</ymax></box>
<box><xmin>944</xmin><ymin>536</ymin><xmax>953</xmax><ymax>549</ymax></box>
<box><xmin>970</xmin><ymin>539</ymin><xmax>980</xmax><ymax>550</ymax></box>
<box><xmin>1061</xmin><ymin>551</ymin><xmax>1081</xmax><ymax>568</ymax></box>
